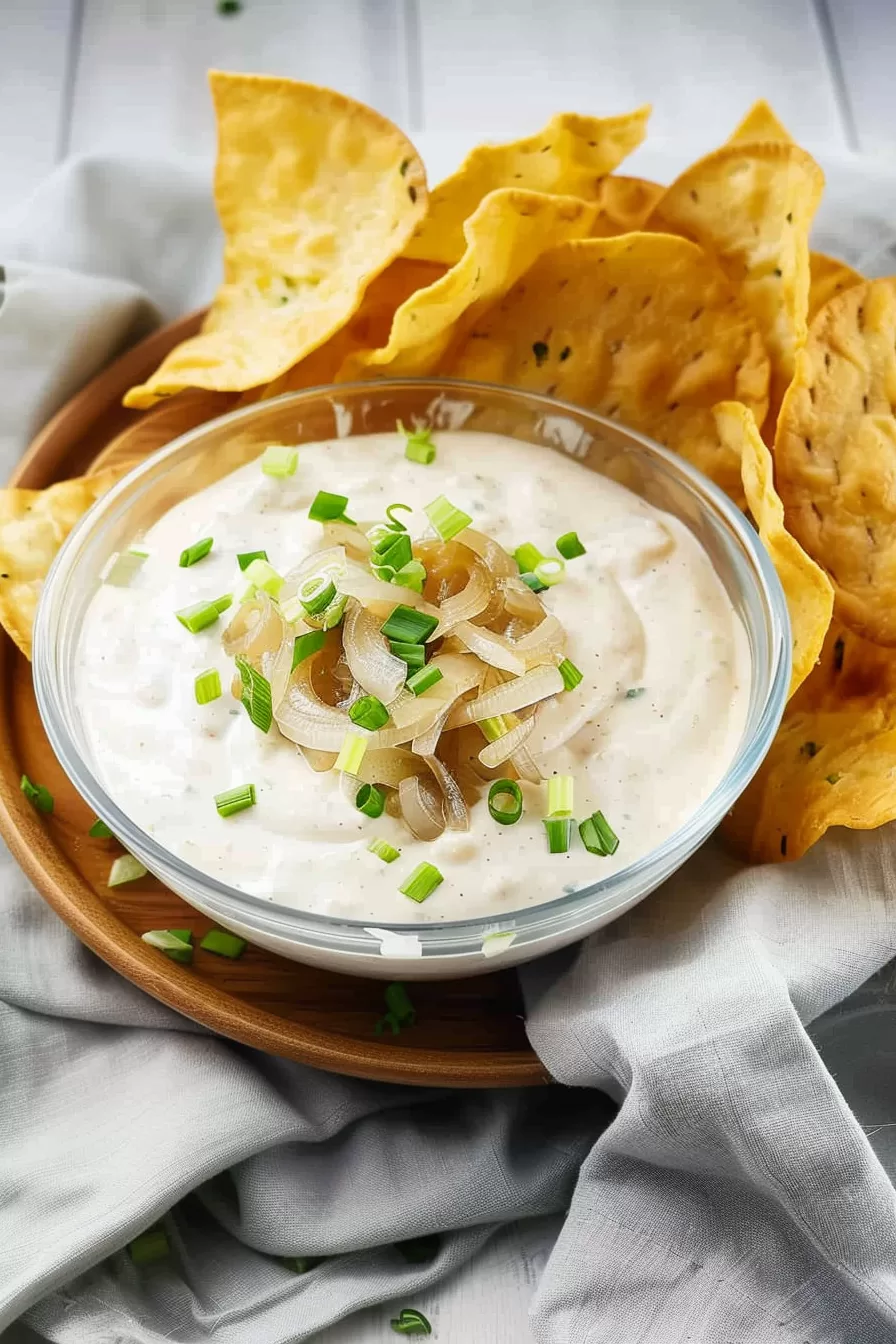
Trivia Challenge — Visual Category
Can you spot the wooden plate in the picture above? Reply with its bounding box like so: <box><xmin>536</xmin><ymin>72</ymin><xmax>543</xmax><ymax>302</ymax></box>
<box><xmin>0</xmin><ymin>316</ymin><xmax>547</xmax><ymax>1088</ymax></box>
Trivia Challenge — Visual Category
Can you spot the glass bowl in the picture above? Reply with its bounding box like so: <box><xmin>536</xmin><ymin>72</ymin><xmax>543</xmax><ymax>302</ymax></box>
<box><xmin>33</xmin><ymin>379</ymin><xmax>789</xmax><ymax>980</ymax></box>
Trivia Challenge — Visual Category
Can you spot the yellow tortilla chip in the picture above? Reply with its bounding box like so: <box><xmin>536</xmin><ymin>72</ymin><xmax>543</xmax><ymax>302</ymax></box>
<box><xmin>590</xmin><ymin>176</ymin><xmax>664</xmax><ymax>238</ymax></box>
<box><xmin>726</xmin><ymin>99</ymin><xmax>794</xmax><ymax>145</ymax></box>
<box><xmin>0</xmin><ymin>470</ymin><xmax>122</xmax><ymax>659</ymax></box>
<box><xmin>714</xmin><ymin>401</ymin><xmax>833</xmax><ymax>695</ymax></box>
<box><xmin>441</xmin><ymin>233</ymin><xmax>769</xmax><ymax>500</ymax></box>
<box><xmin>649</xmin><ymin>141</ymin><xmax>824</xmax><ymax>415</ymax></box>
<box><xmin>340</xmin><ymin>190</ymin><xmax>597</xmax><ymax>381</ymax></box>
<box><xmin>775</xmin><ymin>278</ymin><xmax>896</xmax><ymax>646</ymax></box>
<box><xmin>124</xmin><ymin>72</ymin><xmax>427</xmax><ymax>408</ymax></box>
<box><xmin>808</xmin><ymin>251</ymin><xmax>862</xmax><ymax>323</ymax></box>
<box><xmin>403</xmin><ymin>107</ymin><xmax>650</xmax><ymax>266</ymax></box>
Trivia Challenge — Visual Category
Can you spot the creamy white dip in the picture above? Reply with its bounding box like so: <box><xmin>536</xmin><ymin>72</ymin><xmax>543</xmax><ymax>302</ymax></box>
<box><xmin>75</xmin><ymin>431</ymin><xmax>750</xmax><ymax>923</ymax></box>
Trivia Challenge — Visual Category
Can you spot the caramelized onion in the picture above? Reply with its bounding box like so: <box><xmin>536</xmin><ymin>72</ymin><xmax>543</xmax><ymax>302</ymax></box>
<box><xmin>283</xmin><ymin>545</ymin><xmax>346</xmax><ymax>589</ymax></box>
<box><xmin>274</xmin><ymin>658</ymin><xmax>351</xmax><ymax>751</ymax></box>
<box><xmin>513</xmin><ymin>613</ymin><xmax>566</xmax><ymax>667</ymax></box>
<box><xmin>337</xmin><ymin>561</ymin><xmax>434</xmax><ymax>614</ymax></box>
<box><xmin>322</xmin><ymin>521</ymin><xmax>370</xmax><ymax>557</ymax></box>
<box><xmin>299</xmin><ymin>746</ymin><xmax>338</xmax><ymax>772</ymax></box>
<box><xmin>510</xmin><ymin>742</ymin><xmax>543</xmax><ymax>782</ymax></box>
<box><xmin>399</xmin><ymin>775</ymin><xmax>445</xmax><ymax>841</ymax></box>
<box><xmin>221</xmin><ymin>594</ymin><xmax>284</xmax><ymax>661</ymax></box>
<box><xmin>429</xmin><ymin>561</ymin><xmax>493</xmax><ymax>639</ymax></box>
<box><xmin>500</xmin><ymin>576</ymin><xmax>547</xmax><ymax>621</ymax></box>
<box><xmin>410</xmin><ymin>653</ymin><xmax>485</xmax><ymax>755</ymax></box>
<box><xmin>452</xmin><ymin>621</ymin><xmax>525</xmax><ymax>674</ymax></box>
<box><xmin>456</xmin><ymin>665</ymin><xmax>564</xmax><ymax>723</ymax></box>
<box><xmin>355</xmin><ymin>748</ymin><xmax>426</xmax><ymax>788</ymax></box>
<box><xmin>459</xmin><ymin>528</ymin><xmax>517</xmax><ymax>578</ymax></box>
<box><xmin>478</xmin><ymin>716</ymin><xmax>535</xmax><ymax>767</ymax></box>
<box><xmin>342</xmin><ymin>599</ymin><xmax>407</xmax><ymax>705</ymax></box>
<box><xmin>424</xmin><ymin>755</ymin><xmax>469</xmax><ymax>831</ymax></box>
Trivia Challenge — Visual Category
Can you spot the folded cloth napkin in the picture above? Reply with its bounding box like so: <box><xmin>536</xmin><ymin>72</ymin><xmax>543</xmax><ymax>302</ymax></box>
<box><xmin>2</xmin><ymin>154</ymin><xmax>896</xmax><ymax>1344</ymax></box>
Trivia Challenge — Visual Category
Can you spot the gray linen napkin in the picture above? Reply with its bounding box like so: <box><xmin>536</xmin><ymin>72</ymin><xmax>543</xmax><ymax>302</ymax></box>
<box><xmin>2</xmin><ymin>153</ymin><xmax>896</xmax><ymax>1344</ymax></box>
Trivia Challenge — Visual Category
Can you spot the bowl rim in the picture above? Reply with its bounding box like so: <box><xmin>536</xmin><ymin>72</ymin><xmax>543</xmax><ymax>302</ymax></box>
<box><xmin>33</xmin><ymin>376</ymin><xmax>790</xmax><ymax>939</ymax></box>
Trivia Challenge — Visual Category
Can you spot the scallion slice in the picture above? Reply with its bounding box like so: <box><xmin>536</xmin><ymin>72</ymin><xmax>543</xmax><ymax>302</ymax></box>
<box><xmin>390</xmin><ymin>1308</ymin><xmax>432</xmax><ymax>1335</ymax></box>
<box><xmin>385</xmin><ymin>502</ymin><xmax>412</xmax><ymax>530</ymax></box>
<box><xmin>194</xmin><ymin>668</ymin><xmax>222</xmax><ymax>705</ymax></box>
<box><xmin>543</xmin><ymin>817</ymin><xmax>573</xmax><ymax>854</ymax></box>
<box><xmin>308</xmin><ymin>490</ymin><xmax>354</xmax><ymax>524</ymax></box>
<box><xmin>558</xmin><ymin>658</ymin><xmax>583</xmax><ymax>691</ymax></box>
<box><xmin>317</xmin><ymin>593</ymin><xmax>348</xmax><ymax>630</ymax></box>
<box><xmin>424</xmin><ymin>494</ymin><xmax>472</xmax><ymax>542</ymax></box>
<box><xmin>355</xmin><ymin>782</ymin><xmax>386</xmax><ymax>818</ymax></box>
<box><xmin>381</xmin><ymin>605</ymin><xmax>438</xmax><ymax>644</ymax></box>
<box><xmin>547</xmin><ymin>775</ymin><xmax>574</xmax><ymax>817</ymax></box>
<box><xmin>215</xmin><ymin>784</ymin><xmax>256</xmax><ymax>817</ymax></box>
<box><xmin>141</xmin><ymin>929</ymin><xmax>193</xmax><ymax>964</ymax></box>
<box><xmin>200</xmin><ymin>928</ymin><xmax>247</xmax><ymax>958</ymax></box>
<box><xmin>406</xmin><ymin>665</ymin><xmax>443</xmax><ymax>696</ymax></box>
<box><xmin>513</xmin><ymin>542</ymin><xmax>545</xmax><ymax>575</ymax></box>
<box><xmin>108</xmin><ymin>854</ymin><xmax>148</xmax><ymax>886</ymax></box>
<box><xmin>175</xmin><ymin>595</ymin><xmax>231</xmax><ymax>633</ymax></box>
<box><xmin>521</xmin><ymin>572</ymin><xmax>547</xmax><ymax>594</ymax></box>
<box><xmin>368</xmin><ymin>836</ymin><xmax>401</xmax><ymax>863</ymax></box>
<box><xmin>389</xmin><ymin>640</ymin><xmax>426</xmax><ymax>671</ymax></box>
<box><xmin>488</xmin><ymin>778</ymin><xmax>523</xmax><ymax>826</ymax></box>
<box><xmin>399</xmin><ymin>420</ymin><xmax>436</xmax><ymax>465</ymax></box>
<box><xmin>349</xmin><ymin>695</ymin><xmax>390</xmax><ymax>731</ymax></box>
<box><xmin>374</xmin><ymin>980</ymin><xmax>416</xmax><ymax>1036</ymax></box>
<box><xmin>20</xmin><ymin>773</ymin><xmax>53</xmax><ymax>814</ymax></box>
<box><xmin>533</xmin><ymin>556</ymin><xmax>566</xmax><ymax>587</ymax></box>
<box><xmin>556</xmin><ymin>531</ymin><xmax>586</xmax><ymax>560</ymax></box>
<box><xmin>393</xmin><ymin>560</ymin><xmax>427</xmax><ymax>593</ymax></box>
<box><xmin>373</xmin><ymin>530</ymin><xmax>413</xmax><ymax>568</ymax></box>
<box><xmin>89</xmin><ymin>817</ymin><xmax>113</xmax><ymax>838</ymax></box>
<box><xmin>178</xmin><ymin>536</ymin><xmax>213</xmax><ymax>568</ymax></box>
<box><xmin>300</xmin><ymin>574</ymin><xmax>337</xmax><ymax>616</ymax></box>
<box><xmin>128</xmin><ymin>1226</ymin><xmax>170</xmax><ymax>1265</ymax></box>
<box><xmin>261</xmin><ymin>444</ymin><xmax>298</xmax><ymax>478</ymax></box>
<box><xmin>102</xmin><ymin>546</ymin><xmax>149</xmax><ymax>587</ymax></box>
<box><xmin>237</xmin><ymin>549</ymin><xmax>268</xmax><ymax>571</ymax></box>
<box><xmin>235</xmin><ymin>656</ymin><xmax>273</xmax><ymax>732</ymax></box>
<box><xmin>335</xmin><ymin>731</ymin><xmax>368</xmax><ymax>775</ymax></box>
<box><xmin>399</xmin><ymin>861</ymin><xmax>443</xmax><ymax>904</ymax></box>
<box><xmin>480</xmin><ymin>714</ymin><xmax>514</xmax><ymax>743</ymax></box>
<box><xmin>244</xmin><ymin>557</ymin><xmax>283</xmax><ymax>598</ymax></box>
<box><xmin>579</xmin><ymin>810</ymin><xmax>619</xmax><ymax>856</ymax></box>
<box><xmin>292</xmin><ymin>629</ymin><xmax>326</xmax><ymax>669</ymax></box>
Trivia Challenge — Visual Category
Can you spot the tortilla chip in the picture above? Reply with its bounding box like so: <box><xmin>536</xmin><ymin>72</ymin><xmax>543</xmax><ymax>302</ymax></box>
<box><xmin>808</xmin><ymin>252</ymin><xmax>862</xmax><ymax>323</ymax></box>
<box><xmin>726</xmin><ymin>99</ymin><xmax>794</xmax><ymax>144</ymax></box>
<box><xmin>774</xmin><ymin>278</ymin><xmax>896</xmax><ymax>646</ymax></box>
<box><xmin>649</xmin><ymin>141</ymin><xmax>824</xmax><ymax>415</ymax></box>
<box><xmin>124</xmin><ymin>72</ymin><xmax>427</xmax><ymax>408</ymax></box>
<box><xmin>590</xmin><ymin>176</ymin><xmax>664</xmax><ymax>238</ymax></box>
<box><xmin>441</xmin><ymin>233</ymin><xmax>769</xmax><ymax>500</ymax></box>
<box><xmin>340</xmin><ymin>190</ymin><xmax>597</xmax><ymax>381</ymax></box>
<box><xmin>0</xmin><ymin>470</ymin><xmax>122</xmax><ymax>659</ymax></box>
<box><xmin>714</xmin><ymin>401</ymin><xmax>833</xmax><ymax>695</ymax></box>
<box><xmin>403</xmin><ymin>107</ymin><xmax>650</xmax><ymax>266</ymax></box>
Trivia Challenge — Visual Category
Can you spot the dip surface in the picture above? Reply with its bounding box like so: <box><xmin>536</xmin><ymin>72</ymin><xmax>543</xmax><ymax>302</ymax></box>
<box><xmin>75</xmin><ymin>430</ymin><xmax>751</xmax><ymax>922</ymax></box>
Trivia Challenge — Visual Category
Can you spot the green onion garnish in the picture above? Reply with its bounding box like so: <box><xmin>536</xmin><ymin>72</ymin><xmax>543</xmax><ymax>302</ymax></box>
<box><xmin>399</xmin><ymin>421</ymin><xmax>436</xmax><ymax>465</ymax></box>
<box><xmin>514</xmin><ymin>542</ymin><xmax>545</xmax><ymax>575</ymax></box>
<box><xmin>390</xmin><ymin>640</ymin><xmax>426</xmax><ymax>671</ymax></box>
<box><xmin>349</xmin><ymin>695</ymin><xmax>390</xmax><ymax>731</ymax></box>
<box><xmin>315</xmin><ymin>593</ymin><xmax>348</xmax><ymax>630</ymax></box>
<box><xmin>488</xmin><ymin>778</ymin><xmax>523</xmax><ymax>826</ymax></box>
<box><xmin>141</xmin><ymin>929</ymin><xmax>193</xmax><ymax>964</ymax></box>
<box><xmin>335</xmin><ymin>731</ymin><xmax>368</xmax><ymax>775</ymax></box>
<box><xmin>194</xmin><ymin>668</ymin><xmax>222</xmax><ymax>704</ymax></box>
<box><xmin>372</xmin><ymin>530</ymin><xmax>413</xmax><ymax>574</ymax></box>
<box><xmin>178</xmin><ymin>536</ymin><xmax>213</xmax><ymax>568</ymax></box>
<box><xmin>108</xmin><ymin>854</ymin><xmax>148</xmax><ymax>886</ymax></box>
<box><xmin>300</xmin><ymin>574</ymin><xmax>337</xmax><ymax>616</ymax></box>
<box><xmin>127</xmin><ymin>1226</ymin><xmax>170</xmax><ymax>1265</ymax></box>
<box><xmin>556</xmin><ymin>531</ymin><xmax>586</xmax><ymax>560</ymax></box>
<box><xmin>308</xmin><ymin>489</ymin><xmax>354</xmax><ymax>524</ymax></box>
<box><xmin>381</xmin><ymin>605</ymin><xmax>438</xmax><ymax>644</ymax></box>
<box><xmin>399</xmin><ymin>861</ymin><xmax>444</xmax><ymax>904</ymax></box>
<box><xmin>543</xmin><ymin>817</ymin><xmax>573</xmax><ymax>853</ymax></box>
<box><xmin>214</xmin><ymin>784</ymin><xmax>256</xmax><ymax>817</ymax></box>
<box><xmin>89</xmin><ymin>818</ymin><xmax>113</xmax><ymax>838</ymax></box>
<box><xmin>393</xmin><ymin>560</ymin><xmax>427</xmax><ymax>593</ymax></box>
<box><xmin>374</xmin><ymin>981</ymin><xmax>416</xmax><ymax>1036</ymax></box>
<box><xmin>534</xmin><ymin>557</ymin><xmax>565</xmax><ymax>587</ymax></box>
<box><xmin>368</xmin><ymin>836</ymin><xmax>401</xmax><ymax>863</ymax></box>
<box><xmin>20</xmin><ymin>773</ymin><xmax>53</xmax><ymax>814</ymax></box>
<box><xmin>406</xmin><ymin>665</ymin><xmax>443</xmax><ymax>696</ymax></box>
<box><xmin>547</xmin><ymin>775</ymin><xmax>574</xmax><ymax>817</ymax></box>
<box><xmin>625</xmin><ymin>686</ymin><xmax>646</xmax><ymax>699</ymax></box>
<box><xmin>480</xmin><ymin>714</ymin><xmax>514</xmax><ymax>743</ymax></box>
<box><xmin>424</xmin><ymin>495</ymin><xmax>472</xmax><ymax>542</ymax></box>
<box><xmin>261</xmin><ymin>444</ymin><xmax>298</xmax><ymax>478</ymax></box>
<box><xmin>558</xmin><ymin>658</ymin><xmax>583</xmax><ymax>691</ymax></box>
<box><xmin>169</xmin><ymin>929</ymin><xmax>192</xmax><ymax>944</ymax></box>
<box><xmin>292</xmin><ymin>629</ymin><xmax>326</xmax><ymax>669</ymax></box>
<box><xmin>521</xmin><ymin>572</ymin><xmax>547</xmax><ymax>594</ymax></box>
<box><xmin>579</xmin><ymin>810</ymin><xmax>619</xmax><ymax>856</ymax></box>
<box><xmin>356</xmin><ymin>783</ymin><xmax>386</xmax><ymax>818</ymax></box>
<box><xmin>244</xmin><ymin>557</ymin><xmax>283</xmax><ymax>598</ymax></box>
<box><xmin>102</xmin><ymin>546</ymin><xmax>149</xmax><ymax>587</ymax></box>
<box><xmin>237</xmin><ymin>549</ymin><xmax>268</xmax><ymax>571</ymax></box>
<box><xmin>390</xmin><ymin>1308</ymin><xmax>432</xmax><ymax>1336</ymax></box>
<box><xmin>385</xmin><ymin>502</ymin><xmax>413</xmax><ymax>530</ymax></box>
<box><xmin>235</xmin><ymin>657</ymin><xmax>273</xmax><ymax>732</ymax></box>
<box><xmin>175</xmin><ymin>595</ymin><xmax>232</xmax><ymax>633</ymax></box>
<box><xmin>200</xmin><ymin>928</ymin><xmax>248</xmax><ymax>958</ymax></box>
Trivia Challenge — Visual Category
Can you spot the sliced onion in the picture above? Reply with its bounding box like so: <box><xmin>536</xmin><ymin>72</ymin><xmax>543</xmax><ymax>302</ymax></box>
<box><xmin>408</xmin><ymin>654</ymin><xmax>485</xmax><ymax>756</ymax></box>
<box><xmin>342</xmin><ymin>599</ymin><xmax>407</xmax><ymax>704</ymax></box>
<box><xmin>399</xmin><ymin>775</ymin><xmax>445</xmax><ymax>841</ymax></box>
<box><xmin>283</xmin><ymin>545</ymin><xmax>346</xmax><ymax>589</ymax></box>
<box><xmin>424</xmin><ymin>755</ymin><xmax>469</xmax><ymax>831</ymax></box>
<box><xmin>322</xmin><ymin>520</ymin><xmax>370</xmax><ymax>557</ymax></box>
<box><xmin>264</xmin><ymin>632</ymin><xmax>300</xmax><ymax>706</ymax></box>
<box><xmin>456</xmin><ymin>665</ymin><xmax>564</xmax><ymax>724</ymax></box>
<box><xmin>500</xmin><ymin>576</ymin><xmax>547</xmax><ymax>621</ymax></box>
<box><xmin>459</xmin><ymin>528</ymin><xmax>517</xmax><ymax>578</ymax></box>
<box><xmin>513</xmin><ymin>613</ymin><xmax>566</xmax><ymax>667</ymax></box>
<box><xmin>274</xmin><ymin>658</ymin><xmax>351</xmax><ymax>751</ymax></box>
<box><xmin>355</xmin><ymin>748</ymin><xmax>426</xmax><ymax>787</ymax></box>
<box><xmin>337</xmin><ymin>561</ymin><xmax>435</xmax><ymax>614</ymax></box>
<box><xmin>221</xmin><ymin>594</ymin><xmax>284</xmax><ymax>661</ymax></box>
<box><xmin>478</xmin><ymin>716</ymin><xmax>535</xmax><ymax>768</ymax></box>
<box><xmin>429</xmin><ymin>561</ymin><xmax>493</xmax><ymax>640</ymax></box>
<box><xmin>510</xmin><ymin>742</ymin><xmax>543</xmax><ymax>782</ymax></box>
<box><xmin>299</xmin><ymin>746</ymin><xmax>338</xmax><ymax>772</ymax></box>
<box><xmin>452</xmin><ymin>621</ymin><xmax>526</xmax><ymax>674</ymax></box>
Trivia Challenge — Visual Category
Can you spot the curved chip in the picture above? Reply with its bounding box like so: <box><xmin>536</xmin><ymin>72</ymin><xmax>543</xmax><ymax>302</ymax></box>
<box><xmin>649</xmin><ymin>141</ymin><xmax>824</xmax><ymax>415</ymax></box>
<box><xmin>441</xmin><ymin>232</ymin><xmax>769</xmax><ymax>500</ymax></box>
<box><xmin>726</xmin><ymin>99</ymin><xmax>794</xmax><ymax>145</ymax></box>
<box><xmin>775</xmin><ymin>278</ymin><xmax>896</xmax><ymax>645</ymax></box>
<box><xmin>124</xmin><ymin>72</ymin><xmax>427</xmax><ymax>408</ymax></box>
<box><xmin>590</xmin><ymin>175</ymin><xmax>663</xmax><ymax>238</ymax></box>
<box><xmin>714</xmin><ymin>401</ymin><xmax>833</xmax><ymax>695</ymax></box>
<box><xmin>808</xmin><ymin>252</ymin><xmax>862</xmax><ymax>323</ymax></box>
<box><xmin>340</xmin><ymin>189</ymin><xmax>597</xmax><ymax>381</ymax></box>
<box><xmin>403</xmin><ymin>107</ymin><xmax>650</xmax><ymax>266</ymax></box>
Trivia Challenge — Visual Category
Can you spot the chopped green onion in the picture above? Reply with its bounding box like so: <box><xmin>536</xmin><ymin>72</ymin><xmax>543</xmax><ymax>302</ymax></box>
<box><xmin>375</xmin><ymin>981</ymin><xmax>416</xmax><ymax>1036</ymax></box>
<box><xmin>579</xmin><ymin>810</ymin><xmax>619</xmax><ymax>856</ymax></box>
<box><xmin>169</xmin><ymin>929</ymin><xmax>192</xmax><ymax>944</ymax></box>
<box><xmin>300</xmin><ymin>574</ymin><xmax>337</xmax><ymax>616</ymax></box>
<box><xmin>399</xmin><ymin>861</ymin><xmax>444</xmax><ymax>904</ymax></box>
<box><xmin>488</xmin><ymin>778</ymin><xmax>523</xmax><ymax>825</ymax></box>
<box><xmin>282</xmin><ymin>1256</ymin><xmax>323</xmax><ymax>1274</ymax></box>
<box><xmin>214</xmin><ymin>784</ymin><xmax>256</xmax><ymax>817</ymax></box>
<box><xmin>318</xmin><ymin>593</ymin><xmax>348</xmax><ymax>630</ymax></box>
<box><xmin>239</xmin><ymin>580</ymin><xmax>258</xmax><ymax>603</ymax></box>
<box><xmin>178</xmin><ymin>536</ymin><xmax>213</xmax><ymax>567</ymax></box>
<box><xmin>390</xmin><ymin>1308</ymin><xmax>432</xmax><ymax>1336</ymax></box>
<box><xmin>381</xmin><ymin>605</ymin><xmax>438</xmax><ymax>643</ymax></box>
<box><xmin>406</xmin><ymin>665</ymin><xmax>443</xmax><ymax>696</ymax></box>
<box><xmin>399</xmin><ymin>420</ymin><xmax>436</xmax><ymax>465</ymax></box>
<box><xmin>393</xmin><ymin>560</ymin><xmax>427</xmax><ymax>593</ymax></box>
<box><xmin>356</xmin><ymin>783</ymin><xmax>386</xmax><ymax>818</ymax></box>
<box><xmin>521</xmin><ymin>572</ymin><xmax>547</xmax><ymax>593</ymax></box>
<box><xmin>372</xmin><ymin>530</ymin><xmax>413</xmax><ymax>574</ymax></box>
<box><xmin>547</xmin><ymin>775</ymin><xmax>574</xmax><ymax>817</ymax></box>
<box><xmin>235</xmin><ymin>657</ymin><xmax>273</xmax><ymax>732</ymax></box>
<box><xmin>108</xmin><ymin>854</ymin><xmax>148</xmax><ymax>886</ymax></box>
<box><xmin>292</xmin><ymin>629</ymin><xmax>326</xmax><ymax>669</ymax></box>
<box><xmin>127</xmin><ymin>1226</ymin><xmax>170</xmax><ymax>1265</ymax></box>
<box><xmin>558</xmin><ymin>658</ymin><xmax>583</xmax><ymax>691</ymax></box>
<box><xmin>278</xmin><ymin>593</ymin><xmax>305</xmax><ymax>623</ymax></box>
<box><xmin>20</xmin><ymin>773</ymin><xmax>53</xmax><ymax>814</ymax></box>
<box><xmin>349</xmin><ymin>695</ymin><xmax>390</xmax><ymax>731</ymax></box>
<box><xmin>514</xmin><ymin>542</ymin><xmax>545</xmax><ymax>575</ymax></box>
<box><xmin>368</xmin><ymin>836</ymin><xmax>401</xmax><ymax>863</ymax></box>
<box><xmin>237</xmin><ymin>549</ymin><xmax>268</xmax><ymax>571</ymax></box>
<box><xmin>480</xmin><ymin>714</ymin><xmax>515</xmax><ymax>743</ymax></box>
<box><xmin>534</xmin><ymin>556</ymin><xmax>565</xmax><ymax>587</ymax></box>
<box><xmin>543</xmin><ymin>817</ymin><xmax>573</xmax><ymax>853</ymax></box>
<box><xmin>102</xmin><ymin>546</ymin><xmax>149</xmax><ymax>587</ymax></box>
<box><xmin>335</xmin><ymin>731</ymin><xmax>368</xmax><ymax>775</ymax></box>
<box><xmin>308</xmin><ymin>489</ymin><xmax>354</xmax><ymax>524</ymax></box>
<box><xmin>556</xmin><ymin>531</ymin><xmax>586</xmax><ymax>560</ymax></box>
<box><xmin>394</xmin><ymin>1234</ymin><xmax>441</xmax><ymax>1264</ymax></box>
<box><xmin>89</xmin><ymin>817</ymin><xmax>113</xmax><ymax>838</ymax></box>
<box><xmin>625</xmin><ymin>686</ymin><xmax>646</xmax><ymax>699</ymax></box>
<box><xmin>390</xmin><ymin>640</ymin><xmax>426</xmax><ymax>670</ymax></box>
<box><xmin>194</xmin><ymin>668</ymin><xmax>222</xmax><ymax>705</ymax></box>
<box><xmin>261</xmin><ymin>444</ymin><xmax>298</xmax><ymax>478</ymax></box>
<box><xmin>424</xmin><ymin>494</ymin><xmax>472</xmax><ymax>541</ymax></box>
<box><xmin>141</xmin><ymin>929</ymin><xmax>193</xmax><ymax>964</ymax></box>
<box><xmin>385</xmin><ymin>502</ymin><xmax>413</xmax><ymax>530</ymax></box>
<box><xmin>200</xmin><ymin>928</ymin><xmax>247</xmax><ymax>958</ymax></box>
<box><xmin>175</xmin><ymin>595</ymin><xmax>231</xmax><ymax>633</ymax></box>
<box><xmin>244</xmin><ymin>557</ymin><xmax>283</xmax><ymax>598</ymax></box>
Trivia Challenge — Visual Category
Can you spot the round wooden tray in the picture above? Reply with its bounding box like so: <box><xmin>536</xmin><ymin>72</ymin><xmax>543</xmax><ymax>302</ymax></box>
<box><xmin>0</xmin><ymin>315</ymin><xmax>547</xmax><ymax>1088</ymax></box>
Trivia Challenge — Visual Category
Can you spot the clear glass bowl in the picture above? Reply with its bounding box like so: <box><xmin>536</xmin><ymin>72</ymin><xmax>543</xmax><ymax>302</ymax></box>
<box><xmin>33</xmin><ymin>380</ymin><xmax>790</xmax><ymax>980</ymax></box>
